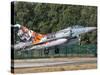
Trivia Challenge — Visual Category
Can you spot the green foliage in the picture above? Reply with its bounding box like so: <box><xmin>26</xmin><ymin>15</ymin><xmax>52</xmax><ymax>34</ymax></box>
<box><xmin>13</xmin><ymin>2</ymin><xmax>97</xmax><ymax>44</ymax></box>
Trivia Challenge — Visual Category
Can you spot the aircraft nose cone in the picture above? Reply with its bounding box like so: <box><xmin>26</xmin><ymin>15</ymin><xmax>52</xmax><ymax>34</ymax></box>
<box><xmin>86</xmin><ymin>27</ymin><xmax>97</xmax><ymax>32</ymax></box>
<box><xmin>72</xmin><ymin>26</ymin><xmax>97</xmax><ymax>37</ymax></box>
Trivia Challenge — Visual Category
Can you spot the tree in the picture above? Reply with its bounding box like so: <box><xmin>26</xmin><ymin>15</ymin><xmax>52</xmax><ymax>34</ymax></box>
<box><xmin>13</xmin><ymin>2</ymin><xmax>97</xmax><ymax>44</ymax></box>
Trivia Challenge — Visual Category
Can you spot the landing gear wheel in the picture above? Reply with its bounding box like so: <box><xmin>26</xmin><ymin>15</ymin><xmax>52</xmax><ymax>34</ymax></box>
<box><xmin>44</xmin><ymin>48</ymin><xmax>49</xmax><ymax>55</ymax></box>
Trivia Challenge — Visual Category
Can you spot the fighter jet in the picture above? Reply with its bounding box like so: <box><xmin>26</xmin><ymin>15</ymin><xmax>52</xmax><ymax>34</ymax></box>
<box><xmin>11</xmin><ymin>24</ymin><xmax>96</xmax><ymax>51</ymax></box>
